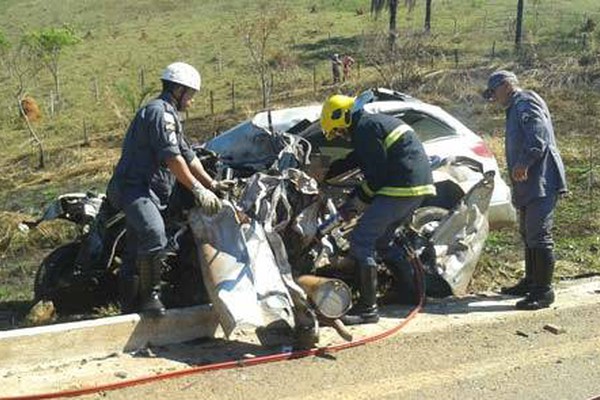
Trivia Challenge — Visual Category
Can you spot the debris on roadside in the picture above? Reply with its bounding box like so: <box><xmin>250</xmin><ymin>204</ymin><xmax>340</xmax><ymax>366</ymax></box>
<box><xmin>132</xmin><ymin>347</ymin><xmax>157</xmax><ymax>358</ymax></box>
<box><xmin>24</xmin><ymin>300</ymin><xmax>56</xmax><ymax>326</ymax></box>
<box><xmin>543</xmin><ymin>324</ymin><xmax>566</xmax><ymax>335</ymax></box>
<box><xmin>114</xmin><ymin>371</ymin><xmax>128</xmax><ymax>379</ymax></box>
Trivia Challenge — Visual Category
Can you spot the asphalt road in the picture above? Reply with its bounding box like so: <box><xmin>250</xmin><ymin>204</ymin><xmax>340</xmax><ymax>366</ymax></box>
<box><xmin>80</xmin><ymin>280</ymin><xmax>600</xmax><ymax>400</ymax></box>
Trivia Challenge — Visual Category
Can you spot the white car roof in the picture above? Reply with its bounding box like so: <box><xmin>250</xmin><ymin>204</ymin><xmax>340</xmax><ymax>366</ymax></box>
<box><xmin>249</xmin><ymin>99</ymin><xmax>475</xmax><ymax>139</ymax></box>
<box><xmin>251</xmin><ymin>104</ymin><xmax>322</xmax><ymax>132</ymax></box>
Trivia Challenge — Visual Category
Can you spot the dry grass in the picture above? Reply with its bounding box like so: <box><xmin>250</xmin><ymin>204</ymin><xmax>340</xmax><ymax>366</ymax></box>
<box><xmin>0</xmin><ymin>212</ymin><xmax>77</xmax><ymax>259</ymax></box>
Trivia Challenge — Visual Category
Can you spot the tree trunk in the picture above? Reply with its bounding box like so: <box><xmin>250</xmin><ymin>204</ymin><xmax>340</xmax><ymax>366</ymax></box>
<box><xmin>425</xmin><ymin>0</ymin><xmax>432</xmax><ymax>33</ymax></box>
<box><xmin>51</xmin><ymin>56</ymin><xmax>61</xmax><ymax>107</ymax></box>
<box><xmin>389</xmin><ymin>0</ymin><xmax>398</xmax><ymax>52</ymax></box>
<box><xmin>261</xmin><ymin>71</ymin><xmax>268</xmax><ymax>109</ymax></box>
<box><xmin>54</xmin><ymin>66</ymin><xmax>60</xmax><ymax>105</ymax></box>
<box><xmin>515</xmin><ymin>0</ymin><xmax>524</xmax><ymax>49</ymax></box>
<box><xmin>17</xmin><ymin>95</ymin><xmax>45</xmax><ymax>169</ymax></box>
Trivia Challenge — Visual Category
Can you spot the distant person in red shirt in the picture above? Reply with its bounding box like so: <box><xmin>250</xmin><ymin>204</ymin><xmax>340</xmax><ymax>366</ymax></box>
<box><xmin>342</xmin><ymin>55</ymin><xmax>355</xmax><ymax>82</ymax></box>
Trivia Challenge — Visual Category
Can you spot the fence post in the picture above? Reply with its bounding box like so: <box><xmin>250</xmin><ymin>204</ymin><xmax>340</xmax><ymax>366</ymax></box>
<box><xmin>217</xmin><ymin>50</ymin><xmax>223</xmax><ymax>75</ymax></box>
<box><xmin>49</xmin><ymin>91</ymin><xmax>55</xmax><ymax>118</ymax></box>
<box><xmin>270</xmin><ymin>72</ymin><xmax>274</xmax><ymax>103</ymax></box>
<box><xmin>357</xmin><ymin>60</ymin><xmax>361</xmax><ymax>80</ymax></box>
<box><xmin>588</xmin><ymin>143</ymin><xmax>595</xmax><ymax>218</ymax></box>
<box><xmin>83</xmin><ymin>119</ymin><xmax>89</xmax><ymax>146</ymax></box>
<box><xmin>491</xmin><ymin>41</ymin><xmax>496</xmax><ymax>58</ymax></box>
<box><xmin>210</xmin><ymin>90</ymin><xmax>214</xmax><ymax>115</ymax></box>
<box><xmin>313</xmin><ymin>65</ymin><xmax>317</xmax><ymax>95</ymax></box>
<box><xmin>454</xmin><ymin>49</ymin><xmax>459</xmax><ymax>68</ymax></box>
<box><xmin>231</xmin><ymin>81</ymin><xmax>236</xmax><ymax>112</ymax></box>
<box><xmin>482</xmin><ymin>10</ymin><xmax>488</xmax><ymax>31</ymax></box>
<box><xmin>93</xmin><ymin>77</ymin><xmax>100</xmax><ymax>103</ymax></box>
<box><xmin>139</xmin><ymin>67</ymin><xmax>145</xmax><ymax>91</ymax></box>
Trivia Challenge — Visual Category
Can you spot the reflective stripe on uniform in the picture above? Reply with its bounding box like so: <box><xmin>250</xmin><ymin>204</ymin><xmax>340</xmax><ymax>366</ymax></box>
<box><xmin>383</xmin><ymin>124</ymin><xmax>412</xmax><ymax>150</ymax></box>
<box><xmin>361</xmin><ymin>181</ymin><xmax>436</xmax><ymax>198</ymax></box>
<box><xmin>361</xmin><ymin>181</ymin><xmax>376</xmax><ymax>197</ymax></box>
<box><xmin>377</xmin><ymin>185</ymin><xmax>436</xmax><ymax>196</ymax></box>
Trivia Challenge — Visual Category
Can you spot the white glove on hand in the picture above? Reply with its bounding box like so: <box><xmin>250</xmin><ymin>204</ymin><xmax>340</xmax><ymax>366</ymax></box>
<box><xmin>191</xmin><ymin>182</ymin><xmax>222</xmax><ymax>215</ymax></box>
<box><xmin>211</xmin><ymin>179</ymin><xmax>235</xmax><ymax>195</ymax></box>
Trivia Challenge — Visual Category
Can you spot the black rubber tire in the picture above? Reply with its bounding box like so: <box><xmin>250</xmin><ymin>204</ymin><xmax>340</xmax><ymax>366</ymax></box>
<box><xmin>34</xmin><ymin>242</ymin><xmax>117</xmax><ymax>313</ymax></box>
<box><xmin>34</xmin><ymin>242</ymin><xmax>81</xmax><ymax>303</ymax></box>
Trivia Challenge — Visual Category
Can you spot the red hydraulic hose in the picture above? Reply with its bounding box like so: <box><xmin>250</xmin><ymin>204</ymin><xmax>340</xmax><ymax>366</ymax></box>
<box><xmin>3</xmin><ymin>253</ymin><xmax>426</xmax><ymax>400</ymax></box>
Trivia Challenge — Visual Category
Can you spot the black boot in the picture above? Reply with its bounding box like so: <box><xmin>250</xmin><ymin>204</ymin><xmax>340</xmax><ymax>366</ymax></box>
<box><xmin>138</xmin><ymin>256</ymin><xmax>166</xmax><ymax>317</ymax></box>
<box><xmin>501</xmin><ymin>248</ymin><xmax>533</xmax><ymax>296</ymax></box>
<box><xmin>341</xmin><ymin>264</ymin><xmax>380</xmax><ymax>325</ymax></box>
<box><xmin>516</xmin><ymin>248</ymin><xmax>555</xmax><ymax>310</ymax></box>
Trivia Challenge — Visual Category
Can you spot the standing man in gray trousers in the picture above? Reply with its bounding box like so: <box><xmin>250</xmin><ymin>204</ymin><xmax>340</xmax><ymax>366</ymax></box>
<box><xmin>483</xmin><ymin>70</ymin><xmax>568</xmax><ymax>310</ymax></box>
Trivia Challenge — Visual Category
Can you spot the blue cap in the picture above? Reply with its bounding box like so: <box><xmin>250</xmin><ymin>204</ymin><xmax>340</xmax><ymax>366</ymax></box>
<box><xmin>483</xmin><ymin>70</ymin><xmax>518</xmax><ymax>100</ymax></box>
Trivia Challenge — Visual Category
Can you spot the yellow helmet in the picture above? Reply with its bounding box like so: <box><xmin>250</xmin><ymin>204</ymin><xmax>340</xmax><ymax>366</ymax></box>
<box><xmin>320</xmin><ymin>94</ymin><xmax>355</xmax><ymax>140</ymax></box>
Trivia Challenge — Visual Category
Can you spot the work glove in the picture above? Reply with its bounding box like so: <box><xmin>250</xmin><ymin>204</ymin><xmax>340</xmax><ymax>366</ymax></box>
<box><xmin>338</xmin><ymin>192</ymin><xmax>368</xmax><ymax>222</ymax></box>
<box><xmin>211</xmin><ymin>179</ymin><xmax>236</xmax><ymax>196</ymax></box>
<box><xmin>191</xmin><ymin>182</ymin><xmax>222</xmax><ymax>215</ymax></box>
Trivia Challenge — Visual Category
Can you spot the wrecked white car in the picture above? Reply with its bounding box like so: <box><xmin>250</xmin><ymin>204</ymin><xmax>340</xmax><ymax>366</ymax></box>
<box><xmin>27</xmin><ymin>88</ymin><xmax>495</xmax><ymax>345</ymax></box>
<box><xmin>206</xmin><ymin>88</ymin><xmax>515</xmax><ymax>228</ymax></box>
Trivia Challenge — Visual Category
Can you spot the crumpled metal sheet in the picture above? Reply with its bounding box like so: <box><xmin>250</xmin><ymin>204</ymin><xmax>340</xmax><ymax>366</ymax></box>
<box><xmin>430</xmin><ymin>172</ymin><xmax>495</xmax><ymax>295</ymax></box>
<box><xmin>239</xmin><ymin>168</ymin><xmax>319</xmax><ymax>229</ymax></box>
<box><xmin>203</xmin><ymin>124</ymin><xmax>277</xmax><ymax>170</ymax></box>
<box><xmin>204</xmin><ymin>125</ymin><xmax>310</xmax><ymax>173</ymax></box>
<box><xmin>188</xmin><ymin>203</ymin><xmax>295</xmax><ymax>338</ymax></box>
<box><xmin>26</xmin><ymin>193</ymin><xmax>104</xmax><ymax>228</ymax></box>
<box><xmin>237</xmin><ymin>168</ymin><xmax>321</xmax><ymax>297</ymax></box>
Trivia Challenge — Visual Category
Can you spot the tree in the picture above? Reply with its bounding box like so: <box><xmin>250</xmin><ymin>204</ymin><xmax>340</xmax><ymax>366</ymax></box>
<box><xmin>361</xmin><ymin>30</ymin><xmax>426</xmax><ymax>90</ymax></box>
<box><xmin>235</xmin><ymin>1</ymin><xmax>287</xmax><ymax>109</ymax></box>
<box><xmin>425</xmin><ymin>0</ymin><xmax>433</xmax><ymax>33</ymax></box>
<box><xmin>371</xmin><ymin>0</ymin><xmax>399</xmax><ymax>51</ymax></box>
<box><xmin>1</xmin><ymin>31</ymin><xmax>46</xmax><ymax>168</ymax></box>
<box><xmin>27</xmin><ymin>26</ymin><xmax>80</xmax><ymax>107</ymax></box>
<box><xmin>515</xmin><ymin>0</ymin><xmax>524</xmax><ymax>49</ymax></box>
<box><xmin>371</xmin><ymin>1</ymin><xmax>416</xmax><ymax>51</ymax></box>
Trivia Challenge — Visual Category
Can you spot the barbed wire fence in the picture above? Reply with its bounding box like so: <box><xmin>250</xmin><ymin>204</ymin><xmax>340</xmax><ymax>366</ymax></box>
<box><xmin>1</xmin><ymin>8</ymin><xmax>599</xmax><ymax>141</ymax></box>
<box><xmin>191</xmin><ymin>9</ymin><xmax>600</xmax><ymax>121</ymax></box>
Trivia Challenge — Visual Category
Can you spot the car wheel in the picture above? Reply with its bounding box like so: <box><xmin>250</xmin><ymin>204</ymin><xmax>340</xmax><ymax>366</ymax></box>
<box><xmin>34</xmin><ymin>241</ymin><xmax>117</xmax><ymax>313</ymax></box>
<box><xmin>34</xmin><ymin>242</ymin><xmax>81</xmax><ymax>302</ymax></box>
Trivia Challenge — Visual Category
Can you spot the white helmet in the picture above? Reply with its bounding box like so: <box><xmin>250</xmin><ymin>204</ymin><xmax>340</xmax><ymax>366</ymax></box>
<box><xmin>161</xmin><ymin>62</ymin><xmax>201</xmax><ymax>91</ymax></box>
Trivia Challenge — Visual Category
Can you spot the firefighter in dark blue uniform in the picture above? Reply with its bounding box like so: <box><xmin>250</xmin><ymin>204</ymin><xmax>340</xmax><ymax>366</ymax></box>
<box><xmin>107</xmin><ymin>62</ymin><xmax>229</xmax><ymax>317</ymax></box>
<box><xmin>320</xmin><ymin>95</ymin><xmax>436</xmax><ymax>325</ymax></box>
<box><xmin>484</xmin><ymin>70</ymin><xmax>567</xmax><ymax>310</ymax></box>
